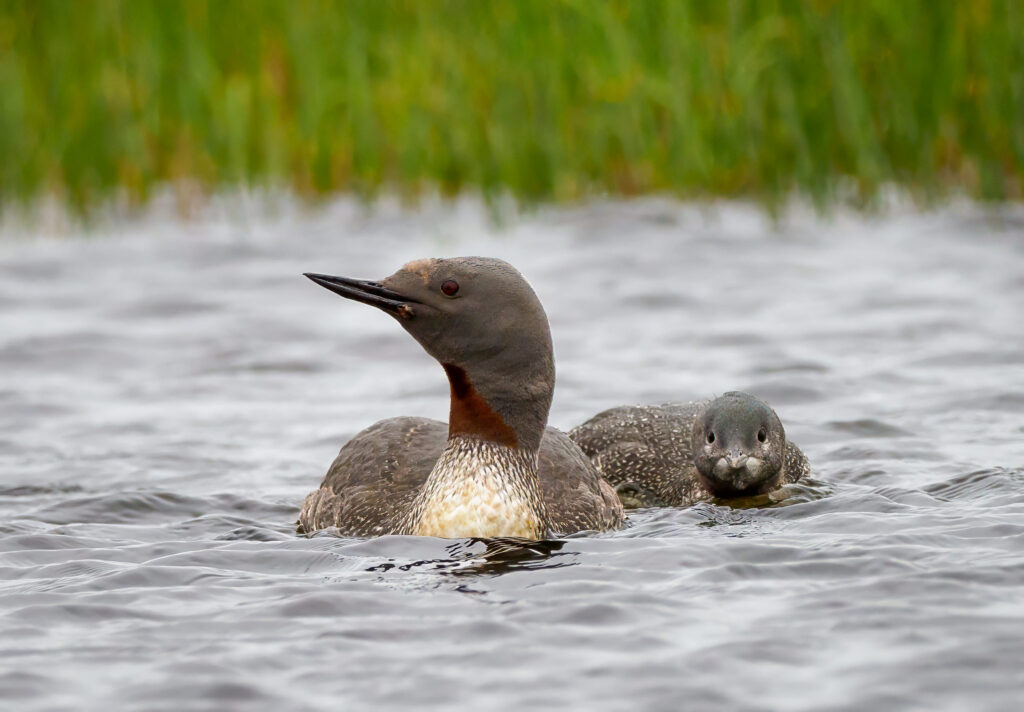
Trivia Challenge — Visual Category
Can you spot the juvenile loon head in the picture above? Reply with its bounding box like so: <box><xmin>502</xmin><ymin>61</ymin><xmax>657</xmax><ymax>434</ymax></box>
<box><xmin>305</xmin><ymin>257</ymin><xmax>554</xmax><ymax>454</ymax></box>
<box><xmin>690</xmin><ymin>392</ymin><xmax>787</xmax><ymax>497</ymax></box>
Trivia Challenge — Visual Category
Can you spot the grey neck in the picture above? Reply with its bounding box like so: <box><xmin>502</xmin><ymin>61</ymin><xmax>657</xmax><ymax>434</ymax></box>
<box><xmin>473</xmin><ymin>354</ymin><xmax>554</xmax><ymax>452</ymax></box>
<box><xmin>442</xmin><ymin>338</ymin><xmax>554</xmax><ymax>454</ymax></box>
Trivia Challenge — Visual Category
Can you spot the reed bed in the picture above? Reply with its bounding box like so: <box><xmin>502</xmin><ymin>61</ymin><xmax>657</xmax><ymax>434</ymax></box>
<box><xmin>2</xmin><ymin>0</ymin><xmax>1022</xmax><ymax>213</ymax></box>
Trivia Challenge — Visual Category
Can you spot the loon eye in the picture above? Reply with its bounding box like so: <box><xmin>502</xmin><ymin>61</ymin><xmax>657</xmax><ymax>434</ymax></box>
<box><xmin>757</xmin><ymin>428</ymin><xmax>767</xmax><ymax>443</ymax></box>
<box><xmin>440</xmin><ymin>279</ymin><xmax>459</xmax><ymax>296</ymax></box>
<box><xmin>707</xmin><ymin>432</ymin><xmax>715</xmax><ymax>444</ymax></box>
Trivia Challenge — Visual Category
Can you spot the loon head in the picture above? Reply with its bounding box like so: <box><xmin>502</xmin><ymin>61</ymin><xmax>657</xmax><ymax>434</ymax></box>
<box><xmin>305</xmin><ymin>257</ymin><xmax>554</xmax><ymax>453</ymax></box>
<box><xmin>691</xmin><ymin>392</ymin><xmax>786</xmax><ymax>498</ymax></box>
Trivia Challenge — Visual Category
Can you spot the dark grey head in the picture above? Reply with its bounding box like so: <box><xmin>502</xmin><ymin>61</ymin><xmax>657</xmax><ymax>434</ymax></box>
<box><xmin>690</xmin><ymin>392</ymin><xmax>786</xmax><ymax>497</ymax></box>
<box><xmin>305</xmin><ymin>257</ymin><xmax>554</xmax><ymax>452</ymax></box>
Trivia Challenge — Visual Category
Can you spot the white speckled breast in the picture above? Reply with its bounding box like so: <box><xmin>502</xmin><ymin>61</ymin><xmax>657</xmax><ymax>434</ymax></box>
<box><xmin>403</xmin><ymin>436</ymin><xmax>547</xmax><ymax>539</ymax></box>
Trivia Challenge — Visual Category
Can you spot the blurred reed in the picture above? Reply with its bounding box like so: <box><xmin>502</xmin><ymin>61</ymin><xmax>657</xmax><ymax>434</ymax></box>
<box><xmin>1</xmin><ymin>0</ymin><xmax>1021</xmax><ymax>214</ymax></box>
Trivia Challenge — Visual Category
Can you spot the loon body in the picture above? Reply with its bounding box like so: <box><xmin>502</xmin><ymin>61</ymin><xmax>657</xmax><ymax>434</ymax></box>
<box><xmin>298</xmin><ymin>257</ymin><xmax>623</xmax><ymax>538</ymax></box>
<box><xmin>569</xmin><ymin>392</ymin><xmax>809</xmax><ymax>508</ymax></box>
<box><xmin>299</xmin><ymin>418</ymin><xmax>622</xmax><ymax>537</ymax></box>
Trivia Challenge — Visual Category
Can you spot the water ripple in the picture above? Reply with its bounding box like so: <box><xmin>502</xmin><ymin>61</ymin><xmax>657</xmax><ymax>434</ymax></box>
<box><xmin>1</xmin><ymin>200</ymin><xmax>1023</xmax><ymax>710</ymax></box>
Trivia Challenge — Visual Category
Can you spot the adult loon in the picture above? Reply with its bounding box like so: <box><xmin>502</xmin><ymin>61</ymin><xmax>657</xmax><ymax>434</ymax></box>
<box><xmin>298</xmin><ymin>257</ymin><xmax>623</xmax><ymax>538</ymax></box>
<box><xmin>569</xmin><ymin>392</ymin><xmax>810</xmax><ymax>507</ymax></box>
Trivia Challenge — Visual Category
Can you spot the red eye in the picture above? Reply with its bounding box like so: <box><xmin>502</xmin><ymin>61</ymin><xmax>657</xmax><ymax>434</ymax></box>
<box><xmin>441</xmin><ymin>280</ymin><xmax>459</xmax><ymax>296</ymax></box>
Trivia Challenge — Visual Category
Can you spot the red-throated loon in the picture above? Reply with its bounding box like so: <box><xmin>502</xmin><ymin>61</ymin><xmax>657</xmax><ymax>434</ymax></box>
<box><xmin>569</xmin><ymin>392</ymin><xmax>810</xmax><ymax>507</ymax></box>
<box><xmin>298</xmin><ymin>257</ymin><xmax>623</xmax><ymax>538</ymax></box>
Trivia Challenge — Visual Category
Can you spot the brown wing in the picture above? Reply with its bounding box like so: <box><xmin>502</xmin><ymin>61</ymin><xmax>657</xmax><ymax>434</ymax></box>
<box><xmin>538</xmin><ymin>427</ymin><xmax>624</xmax><ymax>534</ymax></box>
<box><xmin>298</xmin><ymin>417</ymin><xmax>447</xmax><ymax>536</ymax></box>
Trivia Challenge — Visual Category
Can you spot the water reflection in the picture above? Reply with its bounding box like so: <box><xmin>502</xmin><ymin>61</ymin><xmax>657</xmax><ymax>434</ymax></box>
<box><xmin>366</xmin><ymin>537</ymin><xmax>570</xmax><ymax>578</ymax></box>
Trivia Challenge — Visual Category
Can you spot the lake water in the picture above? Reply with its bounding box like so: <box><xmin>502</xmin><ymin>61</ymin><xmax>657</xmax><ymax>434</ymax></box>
<box><xmin>1</xmin><ymin>197</ymin><xmax>1023</xmax><ymax>711</ymax></box>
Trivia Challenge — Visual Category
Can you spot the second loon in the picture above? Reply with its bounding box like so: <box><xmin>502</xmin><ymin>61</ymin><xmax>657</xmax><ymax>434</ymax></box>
<box><xmin>298</xmin><ymin>257</ymin><xmax>623</xmax><ymax>539</ymax></box>
<box><xmin>569</xmin><ymin>392</ymin><xmax>810</xmax><ymax>508</ymax></box>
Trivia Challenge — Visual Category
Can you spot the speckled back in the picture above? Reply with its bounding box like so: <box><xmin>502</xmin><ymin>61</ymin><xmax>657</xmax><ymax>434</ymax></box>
<box><xmin>569</xmin><ymin>402</ymin><xmax>809</xmax><ymax>507</ymax></box>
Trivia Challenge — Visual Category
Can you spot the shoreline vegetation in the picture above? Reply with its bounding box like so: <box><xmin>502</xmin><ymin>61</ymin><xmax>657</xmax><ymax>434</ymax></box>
<box><xmin>2</xmin><ymin>1</ymin><xmax>1022</xmax><ymax>215</ymax></box>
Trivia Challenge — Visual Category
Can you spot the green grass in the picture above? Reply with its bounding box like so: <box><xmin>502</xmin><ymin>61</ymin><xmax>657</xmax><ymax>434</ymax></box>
<box><xmin>1</xmin><ymin>0</ymin><xmax>1022</xmax><ymax>214</ymax></box>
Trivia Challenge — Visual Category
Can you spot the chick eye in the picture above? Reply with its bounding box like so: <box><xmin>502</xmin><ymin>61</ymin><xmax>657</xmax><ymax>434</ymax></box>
<box><xmin>757</xmin><ymin>428</ymin><xmax>767</xmax><ymax>443</ymax></box>
<box><xmin>707</xmin><ymin>432</ymin><xmax>715</xmax><ymax>444</ymax></box>
<box><xmin>440</xmin><ymin>280</ymin><xmax>459</xmax><ymax>296</ymax></box>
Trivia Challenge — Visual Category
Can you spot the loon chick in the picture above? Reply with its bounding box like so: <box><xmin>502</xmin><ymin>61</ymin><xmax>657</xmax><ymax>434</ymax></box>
<box><xmin>298</xmin><ymin>257</ymin><xmax>623</xmax><ymax>538</ymax></box>
<box><xmin>569</xmin><ymin>392</ymin><xmax>809</xmax><ymax>507</ymax></box>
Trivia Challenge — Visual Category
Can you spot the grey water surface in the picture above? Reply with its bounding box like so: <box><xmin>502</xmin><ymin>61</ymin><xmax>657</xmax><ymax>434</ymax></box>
<box><xmin>1</xmin><ymin>198</ymin><xmax>1023</xmax><ymax>711</ymax></box>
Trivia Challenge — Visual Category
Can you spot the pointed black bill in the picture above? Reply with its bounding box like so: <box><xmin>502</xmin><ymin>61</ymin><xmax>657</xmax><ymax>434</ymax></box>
<box><xmin>303</xmin><ymin>273</ymin><xmax>418</xmax><ymax>316</ymax></box>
